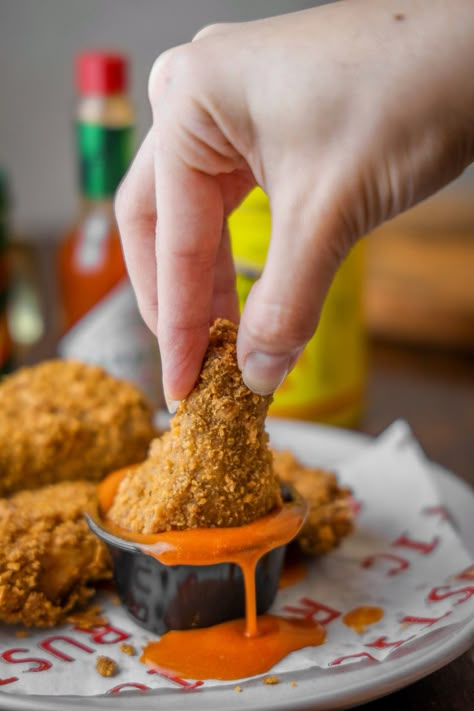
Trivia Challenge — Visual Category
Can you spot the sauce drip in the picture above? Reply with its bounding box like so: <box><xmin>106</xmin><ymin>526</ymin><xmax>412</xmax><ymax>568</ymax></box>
<box><xmin>140</xmin><ymin>614</ymin><xmax>325</xmax><ymax>681</ymax></box>
<box><xmin>342</xmin><ymin>606</ymin><xmax>384</xmax><ymax>633</ymax></box>
<box><xmin>98</xmin><ymin>468</ymin><xmax>326</xmax><ymax>680</ymax></box>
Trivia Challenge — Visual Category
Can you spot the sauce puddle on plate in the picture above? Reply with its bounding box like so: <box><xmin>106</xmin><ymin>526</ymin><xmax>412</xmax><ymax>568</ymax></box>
<box><xmin>99</xmin><ymin>469</ymin><xmax>325</xmax><ymax>681</ymax></box>
<box><xmin>342</xmin><ymin>606</ymin><xmax>384</xmax><ymax>633</ymax></box>
<box><xmin>141</xmin><ymin>613</ymin><xmax>325</xmax><ymax>681</ymax></box>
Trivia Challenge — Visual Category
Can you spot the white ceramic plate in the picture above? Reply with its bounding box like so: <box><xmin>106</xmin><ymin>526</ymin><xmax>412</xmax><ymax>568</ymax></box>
<box><xmin>1</xmin><ymin>419</ymin><xmax>473</xmax><ymax>711</ymax></box>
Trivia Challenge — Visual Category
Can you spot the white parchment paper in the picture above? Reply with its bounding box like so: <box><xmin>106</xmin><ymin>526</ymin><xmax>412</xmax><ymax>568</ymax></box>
<box><xmin>0</xmin><ymin>420</ymin><xmax>472</xmax><ymax>696</ymax></box>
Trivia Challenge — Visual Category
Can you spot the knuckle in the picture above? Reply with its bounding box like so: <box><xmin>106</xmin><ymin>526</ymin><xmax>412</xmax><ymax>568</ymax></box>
<box><xmin>192</xmin><ymin>22</ymin><xmax>227</xmax><ymax>42</ymax></box>
<box><xmin>148</xmin><ymin>44</ymin><xmax>199</xmax><ymax>106</ymax></box>
<box><xmin>245</xmin><ymin>298</ymin><xmax>314</xmax><ymax>352</ymax></box>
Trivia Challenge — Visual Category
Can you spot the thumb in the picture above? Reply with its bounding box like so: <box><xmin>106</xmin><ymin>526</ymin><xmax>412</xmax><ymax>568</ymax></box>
<box><xmin>236</xmin><ymin>188</ymin><xmax>353</xmax><ymax>395</ymax></box>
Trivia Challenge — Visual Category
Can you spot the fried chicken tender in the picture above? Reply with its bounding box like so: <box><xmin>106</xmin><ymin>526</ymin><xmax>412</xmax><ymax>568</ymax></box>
<box><xmin>108</xmin><ymin>319</ymin><xmax>282</xmax><ymax>532</ymax></box>
<box><xmin>0</xmin><ymin>481</ymin><xmax>111</xmax><ymax>627</ymax></box>
<box><xmin>274</xmin><ymin>449</ymin><xmax>353</xmax><ymax>556</ymax></box>
<box><xmin>0</xmin><ymin>360</ymin><xmax>156</xmax><ymax>496</ymax></box>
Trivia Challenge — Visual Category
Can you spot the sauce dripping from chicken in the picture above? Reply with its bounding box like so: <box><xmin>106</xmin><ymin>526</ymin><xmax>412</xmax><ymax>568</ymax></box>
<box><xmin>98</xmin><ymin>469</ymin><xmax>325</xmax><ymax>680</ymax></box>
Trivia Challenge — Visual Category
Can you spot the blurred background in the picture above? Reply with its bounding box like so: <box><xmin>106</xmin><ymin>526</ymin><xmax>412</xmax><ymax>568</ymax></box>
<box><xmin>0</xmin><ymin>0</ymin><xmax>473</xmax><ymax>474</ymax></box>
<box><xmin>2</xmin><ymin>0</ymin><xmax>326</xmax><ymax>234</ymax></box>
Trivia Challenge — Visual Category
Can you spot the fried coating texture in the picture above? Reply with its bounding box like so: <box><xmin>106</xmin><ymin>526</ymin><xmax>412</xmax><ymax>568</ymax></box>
<box><xmin>0</xmin><ymin>360</ymin><xmax>156</xmax><ymax>496</ymax></box>
<box><xmin>108</xmin><ymin>319</ymin><xmax>282</xmax><ymax>532</ymax></box>
<box><xmin>0</xmin><ymin>481</ymin><xmax>111</xmax><ymax>627</ymax></box>
<box><xmin>95</xmin><ymin>655</ymin><xmax>118</xmax><ymax>677</ymax></box>
<box><xmin>274</xmin><ymin>449</ymin><xmax>353</xmax><ymax>556</ymax></box>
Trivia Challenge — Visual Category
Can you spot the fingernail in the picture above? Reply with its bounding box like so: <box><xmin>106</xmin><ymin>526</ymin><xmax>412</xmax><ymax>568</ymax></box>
<box><xmin>165</xmin><ymin>396</ymin><xmax>180</xmax><ymax>414</ymax></box>
<box><xmin>242</xmin><ymin>352</ymin><xmax>290</xmax><ymax>395</ymax></box>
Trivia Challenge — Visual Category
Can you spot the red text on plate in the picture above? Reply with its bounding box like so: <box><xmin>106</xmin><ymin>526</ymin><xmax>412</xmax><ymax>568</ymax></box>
<box><xmin>400</xmin><ymin>612</ymin><xmax>451</xmax><ymax>628</ymax></box>
<box><xmin>39</xmin><ymin>636</ymin><xmax>94</xmax><ymax>662</ymax></box>
<box><xmin>361</xmin><ymin>553</ymin><xmax>409</xmax><ymax>576</ymax></box>
<box><xmin>107</xmin><ymin>683</ymin><xmax>150</xmax><ymax>693</ymax></box>
<box><xmin>392</xmin><ymin>533</ymin><xmax>439</xmax><ymax>555</ymax></box>
<box><xmin>1</xmin><ymin>648</ymin><xmax>52</xmax><ymax>672</ymax></box>
<box><xmin>146</xmin><ymin>667</ymin><xmax>204</xmax><ymax>689</ymax></box>
<box><xmin>282</xmin><ymin>597</ymin><xmax>341</xmax><ymax>625</ymax></box>
<box><xmin>74</xmin><ymin>624</ymin><xmax>130</xmax><ymax>645</ymax></box>
<box><xmin>329</xmin><ymin>652</ymin><xmax>377</xmax><ymax>666</ymax></box>
<box><xmin>365</xmin><ymin>635</ymin><xmax>413</xmax><ymax>650</ymax></box>
<box><xmin>427</xmin><ymin>584</ymin><xmax>474</xmax><ymax>605</ymax></box>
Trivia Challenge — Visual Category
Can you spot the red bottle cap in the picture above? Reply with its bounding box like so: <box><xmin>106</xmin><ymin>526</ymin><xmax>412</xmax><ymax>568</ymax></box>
<box><xmin>76</xmin><ymin>51</ymin><xmax>129</xmax><ymax>95</ymax></box>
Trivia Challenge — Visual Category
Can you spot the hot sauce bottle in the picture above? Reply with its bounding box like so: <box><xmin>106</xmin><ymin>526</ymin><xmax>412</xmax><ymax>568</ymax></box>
<box><xmin>58</xmin><ymin>52</ymin><xmax>161</xmax><ymax>405</ymax></box>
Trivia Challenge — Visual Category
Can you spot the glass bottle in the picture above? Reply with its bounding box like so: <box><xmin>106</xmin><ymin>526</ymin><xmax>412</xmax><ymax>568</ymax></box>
<box><xmin>58</xmin><ymin>52</ymin><xmax>162</xmax><ymax>405</ymax></box>
<box><xmin>228</xmin><ymin>188</ymin><xmax>367</xmax><ymax>427</ymax></box>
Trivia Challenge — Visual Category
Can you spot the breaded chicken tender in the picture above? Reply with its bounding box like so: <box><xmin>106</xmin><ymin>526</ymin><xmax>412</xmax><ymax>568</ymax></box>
<box><xmin>274</xmin><ymin>450</ymin><xmax>353</xmax><ymax>556</ymax></box>
<box><xmin>0</xmin><ymin>360</ymin><xmax>156</xmax><ymax>496</ymax></box>
<box><xmin>108</xmin><ymin>319</ymin><xmax>282</xmax><ymax>532</ymax></box>
<box><xmin>0</xmin><ymin>481</ymin><xmax>111</xmax><ymax>627</ymax></box>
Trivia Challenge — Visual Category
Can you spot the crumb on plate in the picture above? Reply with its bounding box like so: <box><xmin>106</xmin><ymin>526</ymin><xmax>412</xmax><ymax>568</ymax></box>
<box><xmin>67</xmin><ymin>604</ymin><xmax>108</xmax><ymax>630</ymax></box>
<box><xmin>96</xmin><ymin>655</ymin><xmax>118</xmax><ymax>677</ymax></box>
<box><xmin>263</xmin><ymin>675</ymin><xmax>280</xmax><ymax>685</ymax></box>
<box><xmin>119</xmin><ymin>643</ymin><xmax>136</xmax><ymax>656</ymax></box>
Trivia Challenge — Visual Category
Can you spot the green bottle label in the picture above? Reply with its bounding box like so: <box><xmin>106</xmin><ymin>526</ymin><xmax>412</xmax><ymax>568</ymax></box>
<box><xmin>77</xmin><ymin>123</ymin><xmax>133</xmax><ymax>199</ymax></box>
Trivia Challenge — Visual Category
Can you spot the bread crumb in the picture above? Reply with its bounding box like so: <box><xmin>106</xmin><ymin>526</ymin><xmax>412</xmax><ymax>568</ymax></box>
<box><xmin>234</xmin><ymin>685</ymin><xmax>243</xmax><ymax>693</ymax></box>
<box><xmin>119</xmin><ymin>643</ymin><xmax>136</xmax><ymax>656</ymax></box>
<box><xmin>393</xmin><ymin>13</ymin><xmax>405</xmax><ymax>21</ymax></box>
<box><xmin>291</xmin><ymin>681</ymin><xmax>298</xmax><ymax>687</ymax></box>
<box><xmin>263</xmin><ymin>675</ymin><xmax>280</xmax><ymax>685</ymax></box>
<box><xmin>15</xmin><ymin>630</ymin><xmax>29</xmax><ymax>638</ymax></box>
<box><xmin>110</xmin><ymin>593</ymin><xmax>121</xmax><ymax>606</ymax></box>
<box><xmin>96</xmin><ymin>656</ymin><xmax>118</xmax><ymax>677</ymax></box>
<box><xmin>67</xmin><ymin>605</ymin><xmax>109</xmax><ymax>630</ymax></box>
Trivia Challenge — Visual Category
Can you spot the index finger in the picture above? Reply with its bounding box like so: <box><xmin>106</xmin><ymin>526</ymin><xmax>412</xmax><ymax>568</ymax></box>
<box><xmin>154</xmin><ymin>140</ymin><xmax>224</xmax><ymax>403</ymax></box>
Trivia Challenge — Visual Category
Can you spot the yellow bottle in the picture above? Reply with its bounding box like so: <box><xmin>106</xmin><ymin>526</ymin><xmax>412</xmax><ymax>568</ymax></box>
<box><xmin>228</xmin><ymin>188</ymin><xmax>367</xmax><ymax>427</ymax></box>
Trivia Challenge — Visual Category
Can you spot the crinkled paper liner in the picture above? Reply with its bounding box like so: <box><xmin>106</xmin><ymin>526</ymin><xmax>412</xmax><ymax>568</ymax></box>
<box><xmin>0</xmin><ymin>420</ymin><xmax>472</xmax><ymax>697</ymax></box>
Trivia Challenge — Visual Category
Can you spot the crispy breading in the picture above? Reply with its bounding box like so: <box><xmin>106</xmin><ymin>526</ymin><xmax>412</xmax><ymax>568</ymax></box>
<box><xmin>0</xmin><ymin>360</ymin><xmax>156</xmax><ymax>495</ymax></box>
<box><xmin>108</xmin><ymin>320</ymin><xmax>282</xmax><ymax>532</ymax></box>
<box><xmin>274</xmin><ymin>449</ymin><xmax>353</xmax><ymax>555</ymax></box>
<box><xmin>0</xmin><ymin>481</ymin><xmax>111</xmax><ymax>627</ymax></box>
<box><xmin>95</xmin><ymin>655</ymin><xmax>118</xmax><ymax>677</ymax></box>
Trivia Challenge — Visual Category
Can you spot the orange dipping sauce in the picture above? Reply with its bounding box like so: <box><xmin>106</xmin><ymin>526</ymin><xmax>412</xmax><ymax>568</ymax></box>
<box><xmin>342</xmin><ymin>606</ymin><xmax>384</xmax><ymax>633</ymax></box>
<box><xmin>141</xmin><ymin>614</ymin><xmax>325</xmax><ymax>681</ymax></box>
<box><xmin>96</xmin><ymin>467</ymin><xmax>326</xmax><ymax>681</ymax></box>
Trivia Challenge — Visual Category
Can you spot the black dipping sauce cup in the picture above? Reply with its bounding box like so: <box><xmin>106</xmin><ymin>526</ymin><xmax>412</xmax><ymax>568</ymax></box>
<box><xmin>87</xmin><ymin>484</ymin><xmax>298</xmax><ymax>635</ymax></box>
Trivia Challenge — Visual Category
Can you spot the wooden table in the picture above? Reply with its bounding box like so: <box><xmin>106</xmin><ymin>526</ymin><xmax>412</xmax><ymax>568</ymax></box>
<box><xmin>355</xmin><ymin>339</ymin><xmax>474</xmax><ymax>711</ymax></box>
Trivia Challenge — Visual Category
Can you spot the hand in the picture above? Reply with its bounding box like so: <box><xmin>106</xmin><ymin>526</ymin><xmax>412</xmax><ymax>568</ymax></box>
<box><xmin>116</xmin><ymin>0</ymin><xmax>474</xmax><ymax>406</ymax></box>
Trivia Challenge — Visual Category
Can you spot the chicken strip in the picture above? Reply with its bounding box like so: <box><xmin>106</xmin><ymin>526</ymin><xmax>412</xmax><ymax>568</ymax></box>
<box><xmin>0</xmin><ymin>360</ymin><xmax>156</xmax><ymax>496</ymax></box>
<box><xmin>108</xmin><ymin>319</ymin><xmax>282</xmax><ymax>532</ymax></box>
<box><xmin>0</xmin><ymin>481</ymin><xmax>111</xmax><ymax>627</ymax></box>
<box><xmin>274</xmin><ymin>449</ymin><xmax>353</xmax><ymax>555</ymax></box>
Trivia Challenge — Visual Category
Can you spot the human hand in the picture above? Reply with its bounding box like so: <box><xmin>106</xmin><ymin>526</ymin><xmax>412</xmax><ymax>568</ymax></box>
<box><xmin>116</xmin><ymin>0</ymin><xmax>474</xmax><ymax>407</ymax></box>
